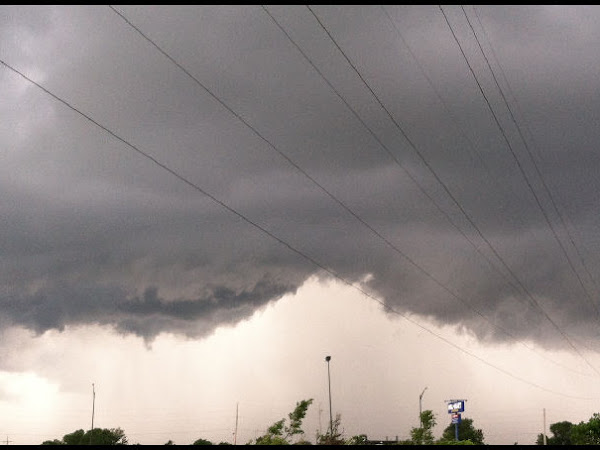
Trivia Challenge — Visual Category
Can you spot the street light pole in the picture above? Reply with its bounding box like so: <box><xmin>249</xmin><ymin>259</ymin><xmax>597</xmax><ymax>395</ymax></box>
<box><xmin>419</xmin><ymin>387</ymin><xmax>427</xmax><ymax>427</ymax></box>
<box><xmin>90</xmin><ymin>383</ymin><xmax>95</xmax><ymax>445</ymax></box>
<box><xmin>325</xmin><ymin>356</ymin><xmax>333</xmax><ymax>438</ymax></box>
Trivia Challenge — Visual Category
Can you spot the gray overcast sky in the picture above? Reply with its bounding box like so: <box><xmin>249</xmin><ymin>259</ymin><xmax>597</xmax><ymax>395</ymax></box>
<box><xmin>2</xmin><ymin>4</ymin><xmax>600</xmax><ymax>445</ymax></box>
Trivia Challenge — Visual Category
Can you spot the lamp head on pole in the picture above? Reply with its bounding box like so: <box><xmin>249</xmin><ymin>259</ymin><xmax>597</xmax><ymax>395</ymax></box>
<box><xmin>325</xmin><ymin>355</ymin><xmax>331</xmax><ymax>362</ymax></box>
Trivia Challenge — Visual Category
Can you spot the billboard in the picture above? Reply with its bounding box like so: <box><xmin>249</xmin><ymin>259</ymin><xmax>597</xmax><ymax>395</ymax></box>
<box><xmin>447</xmin><ymin>400</ymin><xmax>464</xmax><ymax>413</ymax></box>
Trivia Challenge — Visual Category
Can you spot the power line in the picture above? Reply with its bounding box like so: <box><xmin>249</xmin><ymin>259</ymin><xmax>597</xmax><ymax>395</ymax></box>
<box><xmin>377</xmin><ymin>5</ymin><xmax>600</xmax><ymax>376</ymax></box>
<box><xmin>0</xmin><ymin>56</ymin><xmax>596</xmax><ymax>399</ymax></box>
<box><xmin>470</xmin><ymin>6</ymin><xmax>542</xmax><ymax>163</ymax></box>
<box><xmin>428</xmin><ymin>4</ymin><xmax>600</xmax><ymax>374</ymax></box>
<box><xmin>379</xmin><ymin>4</ymin><xmax>544</xmax><ymax>284</ymax></box>
<box><xmin>109</xmin><ymin>4</ymin><xmax>596</xmax><ymax>379</ymax></box>
<box><xmin>305</xmin><ymin>4</ymin><xmax>600</xmax><ymax>377</ymax></box>
<box><xmin>437</xmin><ymin>3</ymin><xmax>593</xmax><ymax>312</ymax></box>
<box><xmin>467</xmin><ymin>4</ymin><xmax>600</xmax><ymax>308</ymax></box>
<box><xmin>107</xmin><ymin>5</ymin><xmax>519</xmax><ymax>336</ymax></box>
<box><xmin>109</xmin><ymin>4</ymin><xmax>511</xmax><ymax>301</ymax></box>
<box><xmin>259</xmin><ymin>4</ymin><xmax>527</xmax><ymax>302</ymax></box>
<box><xmin>459</xmin><ymin>4</ymin><xmax>600</xmax><ymax>321</ymax></box>
<box><xmin>264</xmin><ymin>5</ymin><xmax>600</xmax><ymax>378</ymax></box>
<box><xmin>379</xmin><ymin>5</ymin><xmax>492</xmax><ymax>178</ymax></box>
<box><xmin>298</xmin><ymin>5</ymin><xmax>522</xmax><ymax>296</ymax></box>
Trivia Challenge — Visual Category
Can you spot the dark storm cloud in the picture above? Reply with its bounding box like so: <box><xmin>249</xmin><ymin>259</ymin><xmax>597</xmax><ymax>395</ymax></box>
<box><xmin>0</xmin><ymin>278</ymin><xmax>296</xmax><ymax>341</ymax></box>
<box><xmin>2</xmin><ymin>5</ymin><xmax>600</xmax><ymax>349</ymax></box>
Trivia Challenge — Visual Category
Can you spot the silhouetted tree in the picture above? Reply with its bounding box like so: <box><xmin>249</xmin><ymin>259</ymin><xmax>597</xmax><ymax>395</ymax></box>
<box><xmin>41</xmin><ymin>439</ymin><xmax>64</xmax><ymax>445</ymax></box>
<box><xmin>410</xmin><ymin>410</ymin><xmax>436</xmax><ymax>445</ymax></box>
<box><xmin>536</xmin><ymin>420</ymin><xmax>573</xmax><ymax>445</ymax></box>
<box><xmin>316</xmin><ymin>413</ymin><xmax>344</xmax><ymax>445</ymax></box>
<box><xmin>251</xmin><ymin>399</ymin><xmax>313</xmax><ymax>445</ymax></box>
<box><xmin>571</xmin><ymin>413</ymin><xmax>600</xmax><ymax>445</ymax></box>
<box><xmin>346</xmin><ymin>434</ymin><xmax>368</xmax><ymax>445</ymax></box>
<box><xmin>440</xmin><ymin>417</ymin><xmax>484</xmax><ymax>445</ymax></box>
<box><xmin>42</xmin><ymin>428</ymin><xmax>127</xmax><ymax>445</ymax></box>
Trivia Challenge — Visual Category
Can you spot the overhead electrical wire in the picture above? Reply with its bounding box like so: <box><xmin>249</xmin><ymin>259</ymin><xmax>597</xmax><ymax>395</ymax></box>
<box><xmin>465</xmin><ymin>5</ymin><xmax>600</xmax><ymax>307</ymax></box>
<box><xmin>377</xmin><ymin>5</ymin><xmax>590</xmax><ymax>370</ymax></box>
<box><xmin>459</xmin><ymin>5</ymin><xmax>600</xmax><ymax>321</ymax></box>
<box><xmin>470</xmin><ymin>5</ymin><xmax>600</xmax><ymax>356</ymax></box>
<box><xmin>259</xmin><ymin>4</ymin><xmax>527</xmax><ymax>302</ymax></box>
<box><xmin>0</xmin><ymin>51</ymin><xmax>596</xmax><ymax>399</ymax></box>
<box><xmin>471</xmin><ymin>5</ymin><xmax>543</xmax><ymax>163</ymax></box>
<box><xmin>381</xmin><ymin>3</ymin><xmax>600</xmax><ymax>367</ymax></box>
<box><xmin>439</xmin><ymin>2</ymin><xmax>600</xmax><ymax>318</ymax></box>
<box><xmin>259</xmin><ymin>6</ymin><xmax>598</xmax><ymax>378</ymax></box>
<box><xmin>269</xmin><ymin>3</ymin><xmax>600</xmax><ymax>374</ymax></box>
<box><xmin>378</xmin><ymin>4</ymin><xmax>544</xmax><ymax>258</ymax></box>
<box><xmin>107</xmin><ymin>6</ymin><xmax>522</xmax><ymax>337</ymax></box>
<box><xmin>440</xmin><ymin>2</ymin><xmax>600</xmax><ymax>358</ymax></box>
<box><xmin>301</xmin><ymin>5</ymin><xmax>529</xmax><ymax>299</ymax></box>
<box><xmin>108</xmin><ymin>4</ymin><xmax>597</xmax><ymax>379</ymax></box>
<box><xmin>379</xmin><ymin>5</ymin><xmax>492</xmax><ymax>178</ymax></box>
<box><xmin>305</xmin><ymin>4</ymin><xmax>600</xmax><ymax>376</ymax></box>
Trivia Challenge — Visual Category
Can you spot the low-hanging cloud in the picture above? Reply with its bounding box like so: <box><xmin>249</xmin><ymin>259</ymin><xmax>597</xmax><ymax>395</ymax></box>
<box><xmin>0</xmin><ymin>278</ymin><xmax>298</xmax><ymax>341</ymax></box>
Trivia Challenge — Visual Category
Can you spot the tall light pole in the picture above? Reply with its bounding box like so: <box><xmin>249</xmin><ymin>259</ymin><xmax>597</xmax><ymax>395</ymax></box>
<box><xmin>90</xmin><ymin>383</ymin><xmax>95</xmax><ymax>445</ymax></box>
<box><xmin>325</xmin><ymin>356</ymin><xmax>333</xmax><ymax>438</ymax></box>
<box><xmin>419</xmin><ymin>387</ymin><xmax>427</xmax><ymax>427</ymax></box>
<box><xmin>234</xmin><ymin>402</ymin><xmax>239</xmax><ymax>445</ymax></box>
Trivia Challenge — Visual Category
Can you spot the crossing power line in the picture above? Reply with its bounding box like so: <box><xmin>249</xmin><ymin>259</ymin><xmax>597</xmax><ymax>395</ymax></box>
<box><xmin>0</xmin><ymin>54</ymin><xmax>596</xmax><ymax>399</ymax></box>
<box><xmin>109</xmin><ymin>4</ymin><xmax>599</xmax><ymax>379</ymax></box>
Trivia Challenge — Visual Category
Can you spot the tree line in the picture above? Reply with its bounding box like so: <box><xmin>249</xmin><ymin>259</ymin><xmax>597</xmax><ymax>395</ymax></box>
<box><xmin>52</xmin><ymin>398</ymin><xmax>600</xmax><ymax>445</ymax></box>
<box><xmin>40</xmin><ymin>400</ymin><xmax>485</xmax><ymax>445</ymax></box>
<box><xmin>536</xmin><ymin>413</ymin><xmax>600</xmax><ymax>445</ymax></box>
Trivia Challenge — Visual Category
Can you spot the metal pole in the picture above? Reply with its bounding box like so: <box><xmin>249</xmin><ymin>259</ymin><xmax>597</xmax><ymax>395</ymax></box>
<box><xmin>90</xmin><ymin>383</ymin><xmax>95</xmax><ymax>445</ymax></box>
<box><xmin>419</xmin><ymin>387</ymin><xmax>427</xmax><ymax>428</ymax></box>
<box><xmin>234</xmin><ymin>402</ymin><xmax>239</xmax><ymax>445</ymax></box>
<box><xmin>543</xmin><ymin>408</ymin><xmax>547</xmax><ymax>445</ymax></box>
<box><xmin>455</xmin><ymin>421</ymin><xmax>459</xmax><ymax>441</ymax></box>
<box><xmin>325</xmin><ymin>356</ymin><xmax>333</xmax><ymax>438</ymax></box>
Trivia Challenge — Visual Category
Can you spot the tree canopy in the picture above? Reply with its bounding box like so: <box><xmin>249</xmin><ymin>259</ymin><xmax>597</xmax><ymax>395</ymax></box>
<box><xmin>570</xmin><ymin>413</ymin><xmax>600</xmax><ymax>445</ymax></box>
<box><xmin>410</xmin><ymin>410</ymin><xmax>437</xmax><ymax>445</ymax></box>
<box><xmin>316</xmin><ymin>413</ymin><xmax>345</xmax><ymax>445</ymax></box>
<box><xmin>42</xmin><ymin>427</ymin><xmax>128</xmax><ymax>445</ymax></box>
<box><xmin>440</xmin><ymin>417</ymin><xmax>484</xmax><ymax>445</ymax></box>
<box><xmin>537</xmin><ymin>414</ymin><xmax>600</xmax><ymax>445</ymax></box>
<box><xmin>250</xmin><ymin>398</ymin><xmax>313</xmax><ymax>445</ymax></box>
<box><xmin>536</xmin><ymin>420</ymin><xmax>574</xmax><ymax>445</ymax></box>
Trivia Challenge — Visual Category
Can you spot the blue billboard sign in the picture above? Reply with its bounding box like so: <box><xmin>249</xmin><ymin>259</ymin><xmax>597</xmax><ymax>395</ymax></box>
<box><xmin>447</xmin><ymin>400</ymin><xmax>465</xmax><ymax>413</ymax></box>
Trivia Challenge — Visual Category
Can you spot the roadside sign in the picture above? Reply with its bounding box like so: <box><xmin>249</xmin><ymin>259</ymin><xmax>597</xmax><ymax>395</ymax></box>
<box><xmin>447</xmin><ymin>400</ymin><xmax>465</xmax><ymax>413</ymax></box>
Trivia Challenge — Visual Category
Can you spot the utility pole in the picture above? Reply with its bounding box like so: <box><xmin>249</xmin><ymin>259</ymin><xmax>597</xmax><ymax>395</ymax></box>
<box><xmin>543</xmin><ymin>408</ymin><xmax>547</xmax><ymax>445</ymax></box>
<box><xmin>325</xmin><ymin>356</ymin><xmax>333</xmax><ymax>438</ymax></box>
<box><xmin>4</xmin><ymin>436</ymin><xmax>12</xmax><ymax>445</ymax></box>
<box><xmin>419</xmin><ymin>387</ymin><xmax>428</xmax><ymax>427</ymax></box>
<box><xmin>90</xmin><ymin>383</ymin><xmax>95</xmax><ymax>445</ymax></box>
<box><xmin>234</xmin><ymin>402</ymin><xmax>239</xmax><ymax>445</ymax></box>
